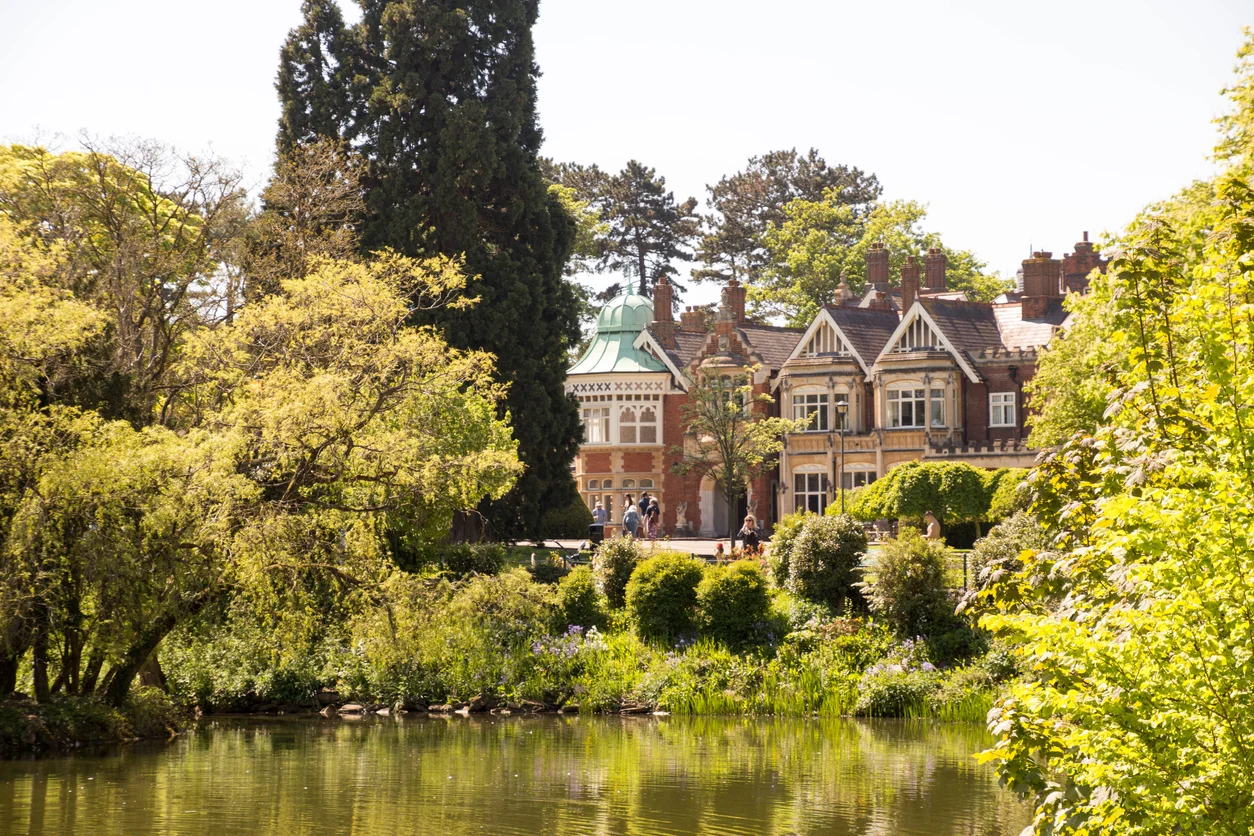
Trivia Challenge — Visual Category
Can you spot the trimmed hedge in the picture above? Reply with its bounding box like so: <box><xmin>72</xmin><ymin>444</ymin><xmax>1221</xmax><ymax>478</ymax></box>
<box><xmin>592</xmin><ymin>537</ymin><xmax>643</xmax><ymax>609</ymax></box>
<box><xmin>553</xmin><ymin>565</ymin><xmax>606</xmax><ymax>631</ymax></box>
<box><xmin>785</xmin><ymin>513</ymin><xmax>868</xmax><ymax>611</ymax></box>
<box><xmin>696</xmin><ymin>560</ymin><xmax>771</xmax><ymax>648</ymax></box>
<box><xmin>625</xmin><ymin>552</ymin><xmax>705</xmax><ymax>641</ymax></box>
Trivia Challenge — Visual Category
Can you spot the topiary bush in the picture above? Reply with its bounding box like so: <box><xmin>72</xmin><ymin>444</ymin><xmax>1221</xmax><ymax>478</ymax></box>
<box><xmin>592</xmin><ymin>537</ymin><xmax>643</xmax><ymax>609</ymax></box>
<box><xmin>625</xmin><ymin>551</ymin><xmax>705</xmax><ymax>641</ymax></box>
<box><xmin>861</xmin><ymin>527</ymin><xmax>952</xmax><ymax>638</ymax></box>
<box><xmin>785</xmin><ymin>513</ymin><xmax>868</xmax><ymax>611</ymax></box>
<box><xmin>539</xmin><ymin>498</ymin><xmax>595</xmax><ymax>539</ymax></box>
<box><xmin>696</xmin><ymin>560</ymin><xmax>771</xmax><ymax>648</ymax></box>
<box><xmin>553</xmin><ymin>565</ymin><xmax>606</xmax><ymax>631</ymax></box>
<box><xmin>439</xmin><ymin>543</ymin><xmax>507</xmax><ymax>578</ymax></box>
<box><xmin>767</xmin><ymin>511</ymin><xmax>807</xmax><ymax>587</ymax></box>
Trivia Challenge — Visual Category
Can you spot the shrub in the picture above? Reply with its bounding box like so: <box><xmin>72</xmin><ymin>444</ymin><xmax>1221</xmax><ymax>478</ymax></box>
<box><xmin>625</xmin><ymin>552</ymin><xmax>705</xmax><ymax>641</ymax></box>
<box><xmin>855</xmin><ymin>666</ymin><xmax>940</xmax><ymax>717</ymax></box>
<box><xmin>539</xmin><ymin>498</ymin><xmax>594</xmax><ymax>539</ymax></box>
<box><xmin>785</xmin><ymin>513</ymin><xmax>868</xmax><ymax>610</ymax></box>
<box><xmin>592</xmin><ymin>537</ymin><xmax>643</xmax><ymax>609</ymax></box>
<box><xmin>985</xmin><ymin>468</ymin><xmax>1030</xmax><ymax>523</ymax></box>
<box><xmin>696</xmin><ymin>560</ymin><xmax>771</xmax><ymax>648</ymax></box>
<box><xmin>968</xmin><ymin>510</ymin><xmax>1048</xmax><ymax>590</ymax></box>
<box><xmin>528</xmin><ymin>560</ymin><xmax>570</xmax><ymax>585</ymax></box>
<box><xmin>861</xmin><ymin>527</ymin><xmax>952</xmax><ymax>638</ymax></box>
<box><xmin>553</xmin><ymin>566</ymin><xmax>606</xmax><ymax>631</ymax></box>
<box><xmin>439</xmin><ymin>543</ymin><xmax>507</xmax><ymax>578</ymax></box>
<box><xmin>767</xmin><ymin>511</ymin><xmax>807</xmax><ymax>587</ymax></box>
<box><xmin>851</xmin><ymin>460</ymin><xmax>990</xmax><ymax>525</ymax></box>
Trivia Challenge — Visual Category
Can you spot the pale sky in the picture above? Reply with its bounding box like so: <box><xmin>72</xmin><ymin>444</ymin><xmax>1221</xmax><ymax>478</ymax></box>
<box><xmin>1</xmin><ymin>0</ymin><xmax>1250</xmax><ymax>307</ymax></box>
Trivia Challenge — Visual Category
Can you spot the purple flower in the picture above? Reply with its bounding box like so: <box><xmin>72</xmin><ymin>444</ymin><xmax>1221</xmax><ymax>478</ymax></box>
<box><xmin>921</xmin><ymin>662</ymin><xmax>936</xmax><ymax>672</ymax></box>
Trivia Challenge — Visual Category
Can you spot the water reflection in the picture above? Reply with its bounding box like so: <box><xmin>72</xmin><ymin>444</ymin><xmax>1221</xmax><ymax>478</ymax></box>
<box><xmin>0</xmin><ymin>716</ymin><xmax>1028</xmax><ymax>835</ymax></box>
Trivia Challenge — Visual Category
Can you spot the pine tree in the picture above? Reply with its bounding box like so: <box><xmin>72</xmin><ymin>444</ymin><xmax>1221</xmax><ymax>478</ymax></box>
<box><xmin>597</xmin><ymin>161</ymin><xmax>699</xmax><ymax>296</ymax></box>
<box><xmin>275</xmin><ymin>0</ymin><xmax>582</xmax><ymax>539</ymax></box>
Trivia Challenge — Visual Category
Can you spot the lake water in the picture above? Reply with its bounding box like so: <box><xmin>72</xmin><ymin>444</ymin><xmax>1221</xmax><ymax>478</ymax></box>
<box><xmin>0</xmin><ymin>716</ymin><xmax>1030</xmax><ymax>835</ymax></box>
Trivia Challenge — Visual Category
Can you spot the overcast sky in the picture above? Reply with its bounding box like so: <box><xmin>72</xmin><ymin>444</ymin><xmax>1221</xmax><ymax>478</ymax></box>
<box><xmin>1</xmin><ymin>0</ymin><xmax>1250</xmax><ymax>307</ymax></box>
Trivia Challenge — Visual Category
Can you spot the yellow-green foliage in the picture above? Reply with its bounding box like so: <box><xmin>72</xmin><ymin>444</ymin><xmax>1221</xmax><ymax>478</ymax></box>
<box><xmin>978</xmin><ymin>31</ymin><xmax>1254</xmax><ymax>835</ymax></box>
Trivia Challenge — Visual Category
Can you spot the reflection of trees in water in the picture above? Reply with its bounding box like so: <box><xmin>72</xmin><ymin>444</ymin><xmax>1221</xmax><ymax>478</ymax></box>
<box><xmin>0</xmin><ymin>717</ymin><xmax>1028</xmax><ymax>836</ymax></box>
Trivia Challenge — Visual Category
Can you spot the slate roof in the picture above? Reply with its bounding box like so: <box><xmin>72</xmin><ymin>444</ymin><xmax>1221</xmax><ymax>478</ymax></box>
<box><xmin>821</xmin><ymin>305</ymin><xmax>902</xmax><ymax>368</ymax></box>
<box><xmin>917</xmin><ymin>298</ymin><xmax>1005</xmax><ymax>358</ymax></box>
<box><xmin>994</xmin><ymin>301</ymin><xmax>1066</xmax><ymax>350</ymax></box>
<box><xmin>739</xmin><ymin>325</ymin><xmax>805</xmax><ymax>370</ymax></box>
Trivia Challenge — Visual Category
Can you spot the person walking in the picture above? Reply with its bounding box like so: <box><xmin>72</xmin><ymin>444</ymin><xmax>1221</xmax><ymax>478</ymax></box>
<box><xmin>738</xmin><ymin>515</ymin><xmax>761</xmax><ymax>554</ymax></box>
<box><xmin>592</xmin><ymin>502</ymin><xmax>608</xmax><ymax>526</ymax></box>
<box><xmin>622</xmin><ymin>502</ymin><xmax>642</xmax><ymax>539</ymax></box>
<box><xmin>638</xmin><ymin>492</ymin><xmax>650</xmax><ymax>518</ymax></box>
<box><xmin>645</xmin><ymin>498</ymin><xmax>661</xmax><ymax>540</ymax></box>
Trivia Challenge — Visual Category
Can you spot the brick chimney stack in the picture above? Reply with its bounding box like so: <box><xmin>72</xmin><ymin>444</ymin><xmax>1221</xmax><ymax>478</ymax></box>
<box><xmin>1062</xmin><ymin>231</ymin><xmax>1104</xmax><ymax>295</ymax></box>
<box><xmin>866</xmin><ymin>241</ymin><xmax>889</xmax><ymax>290</ymax></box>
<box><xmin>1021</xmin><ymin>251</ymin><xmax>1061</xmax><ymax>320</ymax></box>
<box><xmin>924</xmin><ymin>247</ymin><xmax>947</xmax><ymax>292</ymax></box>
<box><xmin>900</xmin><ymin>255</ymin><xmax>920</xmax><ymax>311</ymax></box>
<box><xmin>679</xmin><ymin>305</ymin><xmax>704</xmax><ymax>333</ymax></box>
<box><xmin>720</xmin><ymin>277</ymin><xmax>747</xmax><ymax>324</ymax></box>
<box><xmin>650</xmin><ymin>276</ymin><xmax>677</xmax><ymax>347</ymax></box>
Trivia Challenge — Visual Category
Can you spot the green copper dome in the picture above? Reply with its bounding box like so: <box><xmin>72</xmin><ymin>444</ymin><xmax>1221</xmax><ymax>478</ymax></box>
<box><xmin>569</xmin><ymin>291</ymin><xmax>667</xmax><ymax>376</ymax></box>
<box><xmin>595</xmin><ymin>292</ymin><xmax>654</xmax><ymax>332</ymax></box>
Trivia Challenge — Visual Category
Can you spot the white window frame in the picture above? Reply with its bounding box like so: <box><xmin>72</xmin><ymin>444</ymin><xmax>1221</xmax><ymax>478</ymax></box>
<box><xmin>929</xmin><ymin>387</ymin><xmax>946</xmax><ymax>429</ymax></box>
<box><xmin>840</xmin><ymin>467</ymin><xmax>877</xmax><ymax>491</ymax></box>
<box><xmin>792</xmin><ymin>391</ymin><xmax>829</xmax><ymax>432</ymax></box>
<box><xmin>582</xmin><ymin>405</ymin><xmax>610</xmax><ymax>443</ymax></box>
<box><xmin>833</xmin><ymin>391</ymin><xmax>852</xmax><ymax>433</ymax></box>
<box><xmin>887</xmin><ymin>386</ymin><xmax>927</xmax><ymax>429</ymax></box>
<box><xmin>793</xmin><ymin>469</ymin><xmax>829</xmax><ymax>514</ymax></box>
<box><xmin>990</xmin><ymin>391</ymin><xmax>1016</xmax><ymax>427</ymax></box>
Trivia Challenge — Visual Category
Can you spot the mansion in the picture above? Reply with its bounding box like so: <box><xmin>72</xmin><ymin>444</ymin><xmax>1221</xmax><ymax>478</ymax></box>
<box><xmin>564</xmin><ymin>234</ymin><xmax>1107</xmax><ymax>537</ymax></box>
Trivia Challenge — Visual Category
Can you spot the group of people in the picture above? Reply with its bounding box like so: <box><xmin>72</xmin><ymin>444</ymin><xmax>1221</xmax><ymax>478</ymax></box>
<box><xmin>592</xmin><ymin>492</ymin><xmax>661</xmax><ymax>540</ymax></box>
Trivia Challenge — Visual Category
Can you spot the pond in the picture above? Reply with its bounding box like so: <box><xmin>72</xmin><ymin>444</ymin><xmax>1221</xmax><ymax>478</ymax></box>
<box><xmin>0</xmin><ymin>716</ymin><xmax>1029</xmax><ymax>835</ymax></box>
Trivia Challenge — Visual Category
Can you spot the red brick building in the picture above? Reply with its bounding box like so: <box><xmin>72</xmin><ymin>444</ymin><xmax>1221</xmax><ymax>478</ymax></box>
<box><xmin>565</xmin><ymin>233</ymin><xmax>1106</xmax><ymax>535</ymax></box>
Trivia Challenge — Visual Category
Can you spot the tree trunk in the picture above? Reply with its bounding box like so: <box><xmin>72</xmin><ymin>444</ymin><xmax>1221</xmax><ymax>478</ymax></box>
<box><xmin>0</xmin><ymin>651</ymin><xmax>19</xmax><ymax>696</ymax></box>
<box><xmin>31</xmin><ymin>622</ymin><xmax>50</xmax><ymax>703</ymax></box>
<box><xmin>102</xmin><ymin>592</ymin><xmax>216</xmax><ymax>707</ymax></box>
<box><xmin>727</xmin><ymin>492</ymin><xmax>737</xmax><ymax>556</ymax></box>
<box><xmin>80</xmin><ymin>649</ymin><xmax>104</xmax><ymax>695</ymax></box>
<box><xmin>138</xmin><ymin>653</ymin><xmax>167</xmax><ymax>692</ymax></box>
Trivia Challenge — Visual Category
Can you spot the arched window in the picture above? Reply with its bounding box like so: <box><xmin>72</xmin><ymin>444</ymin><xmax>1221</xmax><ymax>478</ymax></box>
<box><xmin>619</xmin><ymin>406</ymin><xmax>638</xmax><ymax>443</ymax></box>
<box><xmin>621</xmin><ymin>478</ymin><xmax>636</xmax><ymax>489</ymax></box>
<box><xmin>639</xmin><ymin>406</ymin><xmax>658</xmax><ymax>443</ymax></box>
<box><xmin>639</xmin><ymin>478</ymin><xmax>655</xmax><ymax>489</ymax></box>
<box><xmin>602</xmin><ymin>479</ymin><xmax>613</xmax><ymax>489</ymax></box>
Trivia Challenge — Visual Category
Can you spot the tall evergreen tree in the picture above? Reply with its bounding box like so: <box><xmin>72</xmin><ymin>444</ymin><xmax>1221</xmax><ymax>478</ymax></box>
<box><xmin>275</xmin><ymin>0</ymin><xmax>357</xmax><ymax>155</ymax></box>
<box><xmin>696</xmin><ymin>148</ymin><xmax>881</xmax><ymax>284</ymax></box>
<box><xmin>275</xmin><ymin>0</ymin><xmax>582</xmax><ymax>539</ymax></box>
<box><xmin>597</xmin><ymin>161</ymin><xmax>699</xmax><ymax>296</ymax></box>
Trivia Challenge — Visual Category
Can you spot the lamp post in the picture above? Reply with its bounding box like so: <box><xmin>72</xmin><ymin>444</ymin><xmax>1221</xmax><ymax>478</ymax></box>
<box><xmin>836</xmin><ymin>400</ymin><xmax>849</xmax><ymax>515</ymax></box>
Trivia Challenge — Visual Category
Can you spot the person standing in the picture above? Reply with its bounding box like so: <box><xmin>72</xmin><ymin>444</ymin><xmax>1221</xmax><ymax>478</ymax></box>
<box><xmin>638</xmin><ymin>492</ymin><xmax>650</xmax><ymax>518</ymax></box>
<box><xmin>592</xmin><ymin>502</ymin><xmax>608</xmax><ymax>526</ymax></box>
<box><xmin>738</xmin><ymin>515</ymin><xmax>761</xmax><ymax>554</ymax></box>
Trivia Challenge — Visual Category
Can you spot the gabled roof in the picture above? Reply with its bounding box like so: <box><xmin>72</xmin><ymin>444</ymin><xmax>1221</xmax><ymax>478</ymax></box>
<box><xmin>738</xmin><ymin>324</ymin><xmax>805</xmax><ymax>370</ymax></box>
<box><xmin>877</xmin><ymin>298</ymin><xmax>986</xmax><ymax>383</ymax></box>
<box><xmin>918</xmin><ymin>298</ymin><xmax>1005</xmax><ymax>359</ymax></box>
<box><xmin>821</xmin><ymin>305</ymin><xmax>901</xmax><ymax>374</ymax></box>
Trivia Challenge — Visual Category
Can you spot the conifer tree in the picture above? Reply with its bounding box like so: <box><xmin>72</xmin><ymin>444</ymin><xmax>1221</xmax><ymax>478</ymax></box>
<box><xmin>275</xmin><ymin>0</ymin><xmax>582</xmax><ymax>539</ymax></box>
